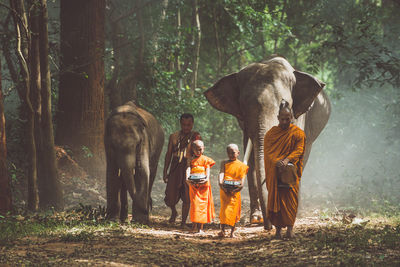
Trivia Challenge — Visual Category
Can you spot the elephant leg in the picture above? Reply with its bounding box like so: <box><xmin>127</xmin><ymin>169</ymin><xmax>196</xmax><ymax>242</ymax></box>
<box><xmin>247</xmin><ymin>151</ymin><xmax>263</xmax><ymax>223</ymax></box>
<box><xmin>244</xmin><ymin>135</ymin><xmax>262</xmax><ymax>223</ymax></box>
<box><xmin>132</xmin><ymin>160</ymin><xmax>151</xmax><ymax>224</ymax></box>
<box><xmin>119</xmin><ymin>154</ymin><xmax>136</xmax><ymax>223</ymax></box>
<box><xmin>148</xmin><ymin>156</ymin><xmax>159</xmax><ymax>211</ymax></box>
<box><xmin>303</xmin><ymin>142</ymin><xmax>312</xmax><ymax>167</ymax></box>
<box><xmin>120</xmin><ymin>179</ymin><xmax>128</xmax><ymax>223</ymax></box>
<box><xmin>106</xmin><ymin>155</ymin><xmax>121</xmax><ymax>221</ymax></box>
<box><xmin>297</xmin><ymin>142</ymin><xmax>312</xmax><ymax>214</ymax></box>
<box><xmin>253</xmin><ymin>142</ymin><xmax>272</xmax><ymax>230</ymax></box>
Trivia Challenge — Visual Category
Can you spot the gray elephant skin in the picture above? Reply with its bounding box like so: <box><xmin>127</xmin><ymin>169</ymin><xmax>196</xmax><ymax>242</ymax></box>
<box><xmin>104</xmin><ymin>101</ymin><xmax>164</xmax><ymax>223</ymax></box>
<box><xmin>204</xmin><ymin>57</ymin><xmax>331</xmax><ymax>229</ymax></box>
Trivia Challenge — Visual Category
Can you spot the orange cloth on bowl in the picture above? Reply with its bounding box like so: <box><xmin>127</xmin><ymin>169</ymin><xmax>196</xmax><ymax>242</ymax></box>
<box><xmin>264</xmin><ymin>124</ymin><xmax>305</xmax><ymax>227</ymax></box>
<box><xmin>219</xmin><ymin>159</ymin><xmax>249</xmax><ymax>226</ymax></box>
<box><xmin>189</xmin><ymin>155</ymin><xmax>215</xmax><ymax>223</ymax></box>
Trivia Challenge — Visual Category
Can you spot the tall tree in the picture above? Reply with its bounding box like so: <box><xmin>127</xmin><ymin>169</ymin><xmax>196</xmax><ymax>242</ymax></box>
<box><xmin>57</xmin><ymin>0</ymin><xmax>106</xmax><ymax>174</ymax></box>
<box><xmin>190</xmin><ymin>0</ymin><xmax>201</xmax><ymax>93</ymax></box>
<box><xmin>10</xmin><ymin>0</ymin><xmax>39</xmax><ymax>211</ymax></box>
<box><xmin>8</xmin><ymin>0</ymin><xmax>63</xmax><ymax>210</ymax></box>
<box><xmin>37</xmin><ymin>0</ymin><xmax>63</xmax><ymax>209</ymax></box>
<box><xmin>0</xmin><ymin>57</ymin><xmax>12</xmax><ymax>214</ymax></box>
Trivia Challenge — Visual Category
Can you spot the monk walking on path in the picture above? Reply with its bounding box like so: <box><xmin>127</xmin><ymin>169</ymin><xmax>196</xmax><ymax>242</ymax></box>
<box><xmin>186</xmin><ymin>140</ymin><xmax>215</xmax><ymax>233</ymax></box>
<box><xmin>218</xmin><ymin>144</ymin><xmax>249</xmax><ymax>238</ymax></box>
<box><xmin>163</xmin><ymin>114</ymin><xmax>201</xmax><ymax>227</ymax></box>
<box><xmin>264</xmin><ymin>100</ymin><xmax>306</xmax><ymax>239</ymax></box>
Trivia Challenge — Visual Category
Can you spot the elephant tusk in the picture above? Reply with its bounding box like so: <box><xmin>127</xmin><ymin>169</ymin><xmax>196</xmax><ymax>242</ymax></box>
<box><xmin>243</xmin><ymin>138</ymin><xmax>252</xmax><ymax>166</ymax></box>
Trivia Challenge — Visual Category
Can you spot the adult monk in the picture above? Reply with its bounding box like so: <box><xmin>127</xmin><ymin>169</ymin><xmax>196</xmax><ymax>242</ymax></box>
<box><xmin>264</xmin><ymin>100</ymin><xmax>305</xmax><ymax>238</ymax></box>
<box><xmin>163</xmin><ymin>113</ymin><xmax>201</xmax><ymax>227</ymax></box>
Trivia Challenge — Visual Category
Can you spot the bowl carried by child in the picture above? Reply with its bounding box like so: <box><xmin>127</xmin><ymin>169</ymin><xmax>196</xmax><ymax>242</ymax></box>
<box><xmin>189</xmin><ymin>174</ymin><xmax>207</xmax><ymax>184</ymax></box>
<box><xmin>222</xmin><ymin>180</ymin><xmax>241</xmax><ymax>192</ymax></box>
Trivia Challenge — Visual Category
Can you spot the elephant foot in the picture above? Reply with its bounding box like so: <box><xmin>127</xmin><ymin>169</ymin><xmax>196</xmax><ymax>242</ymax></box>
<box><xmin>106</xmin><ymin>213</ymin><xmax>120</xmax><ymax>222</ymax></box>
<box><xmin>131</xmin><ymin>214</ymin><xmax>150</xmax><ymax>225</ymax></box>
<box><xmin>264</xmin><ymin>219</ymin><xmax>273</xmax><ymax>231</ymax></box>
<box><xmin>120</xmin><ymin>216</ymin><xmax>128</xmax><ymax>224</ymax></box>
<box><xmin>250</xmin><ymin>210</ymin><xmax>264</xmax><ymax>224</ymax></box>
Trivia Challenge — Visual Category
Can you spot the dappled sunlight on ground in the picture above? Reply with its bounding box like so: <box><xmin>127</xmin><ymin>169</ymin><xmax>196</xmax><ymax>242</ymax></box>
<box><xmin>1</xmin><ymin>213</ymin><xmax>399</xmax><ymax>266</ymax></box>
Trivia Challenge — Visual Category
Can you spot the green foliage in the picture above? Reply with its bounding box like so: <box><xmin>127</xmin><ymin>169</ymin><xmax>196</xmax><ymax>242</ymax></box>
<box><xmin>0</xmin><ymin>206</ymin><xmax>148</xmax><ymax>246</ymax></box>
<box><xmin>2</xmin><ymin>0</ymin><xmax>400</xmax><ymax>217</ymax></box>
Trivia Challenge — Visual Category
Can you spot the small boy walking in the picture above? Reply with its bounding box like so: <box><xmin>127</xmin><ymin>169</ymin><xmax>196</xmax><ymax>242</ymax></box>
<box><xmin>186</xmin><ymin>140</ymin><xmax>215</xmax><ymax>233</ymax></box>
<box><xmin>218</xmin><ymin>144</ymin><xmax>249</xmax><ymax>238</ymax></box>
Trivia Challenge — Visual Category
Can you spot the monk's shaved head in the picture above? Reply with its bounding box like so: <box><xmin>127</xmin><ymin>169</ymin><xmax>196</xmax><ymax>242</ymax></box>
<box><xmin>227</xmin><ymin>144</ymin><xmax>239</xmax><ymax>152</ymax></box>
<box><xmin>227</xmin><ymin>143</ymin><xmax>240</xmax><ymax>160</ymax></box>
<box><xmin>193</xmin><ymin>140</ymin><xmax>204</xmax><ymax>148</ymax></box>
<box><xmin>278</xmin><ymin>99</ymin><xmax>293</xmax><ymax>116</ymax></box>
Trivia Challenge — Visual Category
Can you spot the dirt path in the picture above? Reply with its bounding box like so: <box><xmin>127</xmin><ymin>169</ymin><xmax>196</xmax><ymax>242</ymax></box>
<box><xmin>1</xmin><ymin>215</ymin><xmax>399</xmax><ymax>266</ymax></box>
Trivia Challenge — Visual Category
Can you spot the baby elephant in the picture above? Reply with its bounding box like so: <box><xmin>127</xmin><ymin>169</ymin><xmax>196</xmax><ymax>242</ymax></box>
<box><xmin>104</xmin><ymin>101</ymin><xmax>164</xmax><ymax>223</ymax></box>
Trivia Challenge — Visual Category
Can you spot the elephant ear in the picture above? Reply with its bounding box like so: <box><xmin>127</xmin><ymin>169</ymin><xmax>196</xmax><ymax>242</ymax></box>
<box><xmin>292</xmin><ymin>70</ymin><xmax>326</xmax><ymax>119</ymax></box>
<box><xmin>203</xmin><ymin>73</ymin><xmax>242</xmax><ymax>120</ymax></box>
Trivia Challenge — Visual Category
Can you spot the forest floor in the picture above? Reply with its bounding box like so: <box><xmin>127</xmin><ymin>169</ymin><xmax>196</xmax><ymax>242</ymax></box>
<box><xmin>0</xmin><ymin>210</ymin><xmax>399</xmax><ymax>266</ymax></box>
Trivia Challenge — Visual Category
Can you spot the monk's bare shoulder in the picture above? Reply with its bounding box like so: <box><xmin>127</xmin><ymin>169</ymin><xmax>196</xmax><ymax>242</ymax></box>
<box><xmin>169</xmin><ymin>131</ymin><xmax>180</xmax><ymax>142</ymax></box>
<box><xmin>219</xmin><ymin>160</ymin><xmax>229</xmax><ymax>172</ymax></box>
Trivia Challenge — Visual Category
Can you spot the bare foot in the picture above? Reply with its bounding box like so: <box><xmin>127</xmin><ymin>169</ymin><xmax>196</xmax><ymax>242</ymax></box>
<box><xmin>286</xmin><ymin>227</ymin><xmax>295</xmax><ymax>238</ymax></box>
<box><xmin>189</xmin><ymin>229</ymin><xmax>199</xmax><ymax>234</ymax></box>
<box><xmin>274</xmin><ymin>228</ymin><xmax>282</xmax><ymax>239</ymax></box>
<box><xmin>217</xmin><ymin>231</ymin><xmax>225</xmax><ymax>238</ymax></box>
<box><xmin>197</xmin><ymin>230</ymin><xmax>206</xmax><ymax>235</ymax></box>
<box><xmin>168</xmin><ymin>209</ymin><xmax>177</xmax><ymax>223</ymax></box>
<box><xmin>180</xmin><ymin>223</ymin><xmax>190</xmax><ymax>230</ymax></box>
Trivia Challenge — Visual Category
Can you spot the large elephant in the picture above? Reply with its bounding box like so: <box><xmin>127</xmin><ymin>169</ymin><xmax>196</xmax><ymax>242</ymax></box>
<box><xmin>204</xmin><ymin>57</ymin><xmax>331</xmax><ymax>229</ymax></box>
<box><xmin>104</xmin><ymin>101</ymin><xmax>164</xmax><ymax>223</ymax></box>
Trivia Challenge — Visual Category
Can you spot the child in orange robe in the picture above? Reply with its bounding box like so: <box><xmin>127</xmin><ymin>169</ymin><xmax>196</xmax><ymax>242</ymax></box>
<box><xmin>186</xmin><ymin>140</ymin><xmax>215</xmax><ymax>233</ymax></box>
<box><xmin>218</xmin><ymin>144</ymin><xmax>248</xmax><ymax>238</ymax></box>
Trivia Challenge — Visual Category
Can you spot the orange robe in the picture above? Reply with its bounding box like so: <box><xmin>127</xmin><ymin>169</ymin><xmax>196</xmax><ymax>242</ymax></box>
<box><xmin>219</xmin><ymin>160</ymin><xmax>249</xmax><ymax>226</ymax></box>
<box><xmin>264</xmin><ymin>124</ymin><xmax>305</xmax><ymax>227</ymax></box>
<box><xmin>189</xmin><ymin>155</ymin><xmax>215</xmax><ymax>224</ymax></box>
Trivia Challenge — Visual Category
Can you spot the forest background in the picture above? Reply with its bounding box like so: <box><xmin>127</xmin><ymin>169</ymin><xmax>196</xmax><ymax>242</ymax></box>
<box><xmin>0</xmin><ymin>0</ymin><xmax>399</xmax><ymax>219</ymax></box>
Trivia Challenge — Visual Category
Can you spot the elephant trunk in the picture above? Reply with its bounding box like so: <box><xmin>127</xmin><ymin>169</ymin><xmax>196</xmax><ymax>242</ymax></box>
<box><xmin>245</xmin><ymin>111</ymin><xmax>277</xmax><ymax>229</ymax></box>
<box><xmin>252</xmin><ymin>130</ymin><xmax>269</xmax><ymax>229</ymax></box>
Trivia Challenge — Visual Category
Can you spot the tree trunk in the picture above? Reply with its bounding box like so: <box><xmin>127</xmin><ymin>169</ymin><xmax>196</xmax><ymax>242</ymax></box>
<box><xmin>175</xmin><ymin>6</ymin><xmax>182</xmax><ymax>92</ymax></box>
<box><xmin>57</xmin><ymin>0</ymin><xmax>105</xmax><ymax>177</ymax></box>
<box><xmin>212</xmin><ymin>5</ymin><xmax>222</xmax><ymax>79</ymax></box>
<box><xmin>0</xmin><ymin>57</ymin><xmax>12</xmax><ymax>214</ymax></box>
<box><xmin>152</xmin><ymin>0</ymin><xmax>168</xmax><ymax>64</ymax></box>
<box><xmin>1</xmin><ymin>14</ymin><xmax>19</xmax><ymax>87</ymax></box>
<box><xmin>191</xmin><ymin>0</ymin><xmax>201</xmax><ymax>93</ymax></box>
<box><xmin>38</xmin><ymin>0</ymin><xmax>63</xmax><ymax>210</ymax></box>
<box><xmin>10</xmin><ymin>0</ymin><xmax>39</xmax><ymax>211</ymax></box>
<box><xmin>106</xmin><ymin>16</ymin><xmax>123</xmax><ymax>110</ymax></box>
<box><xmin>273</xmin><ymin>0</ymin><xmax>286</xmax><ymax>53</ymax></box>
<box><xmin>29</xmin><ymin>0</ymin><xmax>44</xmax><ymax>210</ymax></box>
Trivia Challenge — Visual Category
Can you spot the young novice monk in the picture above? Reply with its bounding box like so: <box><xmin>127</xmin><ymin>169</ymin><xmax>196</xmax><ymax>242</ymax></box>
<box><xmin>186</xmin><ymin>140</ymin><xmax>215</xmax><ymax>233</ymax></box>
<box><xmin>218</xmin><ymin>144</ymin><xmax>249</xmax><ymax>238</ymax></box>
